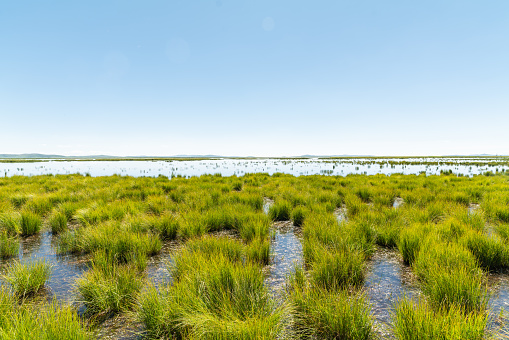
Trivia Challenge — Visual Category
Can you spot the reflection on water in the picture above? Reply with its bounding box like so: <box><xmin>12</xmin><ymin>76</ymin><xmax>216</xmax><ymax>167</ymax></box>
<box><xmin>334</xmin><ymin>206</ymin><xmax>347</xmax><ymax>223</ymax></box>
<box><xmin>266</xmin><ymin>221</ymin><xmax>303</xmax><ymax>295</ymax></box>
<box><xmin>393</xmin><ymin>197</ymin><xmax>404</xmax><ymax>209</ymax></box>
<box><xmin>364</xmin><ymin>248</ymin><xmax>420</xmax><ymax>337</ymax></box>
<box><xmin>469</xmin><ymin>203</ymin><xmax>480</xmax><ymax>214</ymax></box>
<box><xmin>145</xmin><ymin>240</ymin><xmax>180</xmax><ymax>289</ymax></box>
<box><xmin>263</xmin><ymin>197</ymin><xmax>274</xmax><ymax>215</ymax></box>
<box><xmin>92</xmin><ymin>314</ymin><xmax>141</xmax><ymax>340</ymax></box>
<box><xmin>1</xmin><ymin>158</ymin><xmax>507</xmax><ymax>178</ymax></box>
<box><xmin>488</xmin><ymin>271</ymin><xmax>509</xmax><ymax>335</ymax></box>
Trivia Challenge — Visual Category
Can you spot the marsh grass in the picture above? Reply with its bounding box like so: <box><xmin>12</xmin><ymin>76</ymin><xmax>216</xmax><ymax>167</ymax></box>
<box><xmin>268</xmin><ymin>201</ymin><xmax>292</xmax><ymax>221</ymax></box>
<box><xmin>3</xmin><ymin>260</ymin><xmax>52</xmax><ymax>298</ymax></box>
<box><xmin>76</xmin><ymin>253</ymin><xmax>144</xmax><ymax>316</ymax></box>
<box><xmin>464</xmin><ymin>231</ymin><xmax>508</xmax><ymax>270</ymax></box>
<box><xmin>232</xmin><ymin>181</ymin><xmax>243</xmax><ymax>191</ymax></box>
<box><xmin>310</xmin><ymin>247</ymin><xmax>365</xmax><ymax>289</ymax></box>
<box><xmin>414</xmin><ymin>240</ymin><xmax>488</xmax><ymax>312</ymax></box>
<box><xmin>20</xmin><ymin>210</ymin><xmax>42</xmax><ymax>236</ymax></box>
<box><xmin>68</xmin><ymin>221</ymin><xmax>162</xmax><ymax>260</ymax></box>
<box><xmin>139</xmin><ymin>238</ymin><xmax>286</xmax><ymax>339</ymax></box>
<box><xmin>238</xmin><ymin>215</ymin><xmax>270</xmax><ymax>242</ymax></box>
<box><xmin>344</xmin><ymin>195</ymin><xmax>365</xmax><ymax>218</ymax></box>
<box><xmin>0</xmin><ymin>231</ymin><xmax>19</xmax><ymax>258</ymax></box>
<box><xmin>289</xmin><ymin>285</ymin><xmax>373</xmax><ymax>340</ymax></box>
<box><xmin>0</xmin><ymin>289</ymin><xmax>90</xmax><ymax>339</ymax></box>
<box><xmin>56</xmin><ymin>229</ymin><xmax>83</xmax><ymax>254</ymax></box>
<box><xmin>150</xmin><ymin>213</ymin><xmax>179</xmax><ymax>240</ymax></box>
<box><xmin>179</xmin><ymin>211</ymin><xmax>208</xmax><ymax>239</ymax></box>
<box><xmin>393</xmin><ymin>298</ymin><xmax>488</xmax><ymax>340</ymax></box>
<box><xmin>246</xmin><ymin>238</ymin><xmax>270</xmax><ymax>265</ymax></box>
<box><xmin>292</xmin><ymin>206</ymin><xmax>306</xmax><ymax>227</ymax></box>
<box><xmin>495</xmin><ymin>223</ymin><xmax>509</xmax><ymax>241</ymax></box>
<box><xmin>398</xmin><ymin>225</ymin><xmax>428</xmax><ymax>265</ymax></box>
<box><xmin>355</xmin><ymin>187</ymin><xmax>373</xmax><ymax>203</ymax></box>
<box><xmin>49</xmin><ymin>209</ymin><xmax>68</xmax><ymax>234</ymax></box>
<box><xmin>10</xmin><ymin>195</ymin><xmax>30</xmax><ymax>209</ymax></box>
<box><xmin>58</xmin><ymin>201</ymin><xmax>82</xmax><ymax>220</ymax></box>
<box><xmin>0</xmin><ymin>212</ymin><xmax>20</xmax><ymax>235</ymax></box>
<box><xmin>25</xmin><ymin>196</ymin><xmax>53</xmax><ymax>216</ymax></box>
<box><xmin>3</xmin><ymin>171</ymin><xmax>509</xmax><ymax>338</ymax></box>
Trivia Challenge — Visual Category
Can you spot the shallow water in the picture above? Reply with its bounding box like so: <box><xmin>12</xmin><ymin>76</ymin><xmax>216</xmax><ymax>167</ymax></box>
<box><xmin>263</xmin><ymin>197</ymin><xmax>274</xmax><ymax>215</ymax></box>
<box><xmin>0</xmin><ymin>231</ymin><xmax>87</xmax><ymax>302</ymax></box>
<box><xmin>145</xmin><ymin>240</ymin><xmax>179</xmax><ymax>289</ymax></box>
<box><xmin>392</xmin><ymin>197</ymin><xmax>404</xmax><ymax>209</ymax></box>
<box><xmin>364</xmin><ymin>248</ymin><xmax>420</xmax><ymax>337</ymax></box>
<box><xmin>469</xmin><ymin>203</ymin><xmax>481</xmax><ymax>214</ymax></box>
<box><xmin>334</xmin><ymin>206</ymin><xmax>347</xmax><ymax>223</ymax></box>
<box><xmin>488</xmin><ymin>271</ymin><xmax>509</xmax><ymax>335</ymax></box>
<box><xmin>93</xmin><ymin>314</ymin><xmax>141</xmax><ymax>340</ymax></box>
<box><xmin>266</xmin><ymin>221</ymin><xmax>304</xmax><ymax>295</ymax></box>
<box><xmin>1</xmin><ymin>157</ymin><xmax>508</xmax><ymax>178</ymax></box>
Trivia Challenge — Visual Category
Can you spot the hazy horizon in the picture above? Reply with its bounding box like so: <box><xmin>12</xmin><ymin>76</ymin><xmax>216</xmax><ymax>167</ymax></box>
<box><xmin>2</xmin><ymin>1</ymin><xmax>508</xmax><ymax>157</ymax></box>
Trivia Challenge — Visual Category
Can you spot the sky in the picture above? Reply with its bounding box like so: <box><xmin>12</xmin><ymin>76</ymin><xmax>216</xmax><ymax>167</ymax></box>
<box><xmin>1</xmin><ymin>1</ymin><xmax>508</xmax><ymax>157</ymax></box>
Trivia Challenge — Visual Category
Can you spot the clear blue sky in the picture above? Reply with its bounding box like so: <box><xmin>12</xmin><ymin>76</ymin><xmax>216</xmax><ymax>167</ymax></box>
<box><xmin>1</xmin><ymin>1</ymin><xmax>508</xmax><ymax>156</ymax></box>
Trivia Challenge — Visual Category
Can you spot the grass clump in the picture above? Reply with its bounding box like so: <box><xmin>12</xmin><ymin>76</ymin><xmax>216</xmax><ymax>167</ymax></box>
<box><xmin>393</xmin><ymin>298</ymin><xmax>487</xmax><ymax>340</ymax></box>
<box><xmin>0</xmin><ymin>289</ymin><xmax>90</xmax><ymax>339</ymax></box>
<box><xmin>0</xmin><ymin>231</ymin><xmax>19</xmax><ymax>258</ymax></box>
<box><xmin>245</xmin><ymin>238</ymin><xmax>271</xmax><ymax>265</ymax></box>
<box><xmin>290</xmin><ymin>285</ymin><xmax>372</xmax><ymax>340</ymax></box>
<box><xmin>463</xmin><ymin>231</ymin><xmax>508</xmax><ymax>271</ymax></box>
<box><xmin>232</xmin><ymin>181</ymin><xmax>243</xmax><ymax>191</ymax></box>
<box><xmin>150</xmin><ymin>213</ymin><xmax>179</xmax><ymax>240</ymax></box>
<box><xmin>414</xmin><ymin>241</ymin><xmax>488</xmax><ymax>312</ymax></box>
<box><xmin>80</xmin><ymin>222</ymin><xmax>162</xmax><ymax>262</ymax></box>
<box><xmin>292</xmin><ymin>206</ymin><xmax>306</xmax><ymax>227</ymax></box>
<box><xmin>49</xmin><ymin>209</ymin><xmax>68</xmax><ymax>234</ymax></box>
<box><xmin>139</xmin><ymin>238</ymin><xmax>287</xmax><ymax>339</ymax></box>
<box><xmin>0</xmin><ymin>212</ymin><xmax>20</xmax><ymax>235</ymax></box>
<box><xmin>3</xmin><ymin>260</ymin><xmax>52</xmax><ymax>298</ymax></box>
<box><xmin>398</xmin><ymin>225</ymin><xmax>427</xmax><ymax>265</ymax></box>
<box><xmin>20</xmin><ymin>210</ymin><xmax>42</xmax><ymax>236</ymax></box>
<box><xmin>238</xmin><ymin>215</ymin><xmax>270</xmax><ymax>242</ymax></box>
<box><xmin>76</xmin><ymin>252</ymin><xmax>144</xmax><ymax>316</ymax></box>
<box><xmin>56</xmin><ymin>229</ymin><xmax>83</xmax><ymax>254</ymax></box>
<box><xmin>10</xmin><ymin>195</ymin><xmax>29</xmax><ymax>209</ymax></box>
<box><xmin>310</xmin><ymin>247</ymin><xmax>365</xmax><ymax>289</ymax></box>
<box><xmin>268</xmin><ymin>201</ymin><xmax>291</xmax><ymax>221</ymax></box>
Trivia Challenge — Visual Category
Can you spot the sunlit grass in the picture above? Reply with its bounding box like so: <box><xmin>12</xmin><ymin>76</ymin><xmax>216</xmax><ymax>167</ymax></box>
<box><xmin>0</xmin><ymin>171</ymin><xmax>508</xmax><ymax>338</ymax></box>
<box><xmin>3</xmin><ymin>260</ymin><xmax>52</xmax><ymax>298</ymax></box>
<box><xmin>393</xmin><ymin>298</ymin><xmax>488</xmax><ymax>340</ymax></box>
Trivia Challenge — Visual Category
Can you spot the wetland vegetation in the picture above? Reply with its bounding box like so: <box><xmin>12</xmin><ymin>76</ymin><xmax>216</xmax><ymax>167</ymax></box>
<box><xmin>0</xmin><ymin>170</ymin><xmax>509</xmax><ymax>338</ymax></box>
<box><xmin>2</xmin><ymin>156</ymin><xmax>509</xmax><ymax>178</ymax></box>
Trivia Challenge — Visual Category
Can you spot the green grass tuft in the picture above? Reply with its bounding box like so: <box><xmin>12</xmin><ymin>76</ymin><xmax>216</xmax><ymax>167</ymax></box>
<box><xmin>268</xmin><ymin>201</ymin><xmax>291</xmax><ymax>221</ymax></box>
<box><xmin>20</xmin><ymin>210</ymin><xmax>42</xmax><ymax>236</ymax></box>
<box><xmin>49</xmin><ymin>210</ymin><xmax>68</xmax><ymax>234</ymax></box>
<box><xmin>393</xmin><ymin>298</ymin><xmax>488</xmax><ymax>340</ymax></box>
<box><xmin>0</xmin><ymin>231</ymin><xmax>19</xmax><ymax>258</ymax></box>
<box><xmin>76</xmin><ymin>254</ymin><xmax>144</xmax><ymax>316</ymax></box>
<box><xmin>3</xmin><ymin>260</ymin><xmax>52</xmax><ymax>298</ymax></box>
